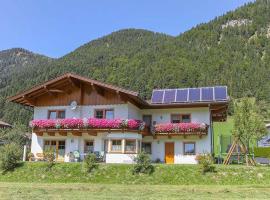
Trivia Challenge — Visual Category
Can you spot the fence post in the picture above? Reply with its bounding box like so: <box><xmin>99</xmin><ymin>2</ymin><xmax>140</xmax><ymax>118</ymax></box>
<box><xmin>23</xmin><ymin>145</ymin><xmax>27</xmax><ymax>162</ymax></box>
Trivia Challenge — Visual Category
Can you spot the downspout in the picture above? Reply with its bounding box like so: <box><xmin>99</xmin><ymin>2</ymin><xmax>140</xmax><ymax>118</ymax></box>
<box><xmin>209</xmin><ymin>105</ymin><xmax>214</xmax><ymax>155</ymax></box>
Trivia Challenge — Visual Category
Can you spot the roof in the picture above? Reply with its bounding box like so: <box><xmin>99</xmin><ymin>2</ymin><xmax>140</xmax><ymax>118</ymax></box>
<box><xmin>0</xmin><ymin>120</ymin><xmax>12</xmax><ymax>128</ymax></box>
<box><xmin>7</xmin><ymin>72</ymin><xmax>147</xmax><ymax>107</ymax></box>
<box><xmin>7</xmin><ymin>73</ymin><xmax>229</xmax><ymax>121</ymax></box>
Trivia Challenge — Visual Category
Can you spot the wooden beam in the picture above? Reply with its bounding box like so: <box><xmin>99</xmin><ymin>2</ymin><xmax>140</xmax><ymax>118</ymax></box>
<box><xmin>35</xmin><ymin>132</ymin><xmax>43</xmax><ymax>136</ymax></box>
<box><xmin>58</xmin><ymin>132</ymin><xmax>67</xmax><ymax>136</ymax></box>
<box><xmin>88</xmin><ymin>132</ymin><xmax>97</xmax><ymax>136</ymax></box>
<box><xmin>47</xmin><ymin>132</ymin><xmax>55</xmax><ymax>136</ymax></box>
<box><xmin>68</xmin><ymin>77</ymin><xmax>80</xmax><ymax>88</ymax></box>
<box><xmin>72</xmin><ymin>132</ymin><xmax>82</xmax><ymax>136</ymax></box>
<box><xmin>43</xmin><ymin>86</ymin><xmax>56</xmax><ymax>97</ymax></box>
<box><xmin>48</xmin><ymin>89</ymin><xmax>66</xmax><ymax>93</ymax></box>
<box><xmin>91</xmin><ymin>83</ymin><xmax>104</xmax><ymax>96</ymax></box>
<box><xmin>22</xmin><ymin>95</ymin><xmax>35</xmax><ymax>105</ymax></box>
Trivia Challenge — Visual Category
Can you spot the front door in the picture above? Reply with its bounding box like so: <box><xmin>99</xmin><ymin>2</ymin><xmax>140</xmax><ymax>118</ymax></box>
<box><xmin>165</xmin><ymin>142</ymin><xmax>174</xmax><ymax>164</ymax></box>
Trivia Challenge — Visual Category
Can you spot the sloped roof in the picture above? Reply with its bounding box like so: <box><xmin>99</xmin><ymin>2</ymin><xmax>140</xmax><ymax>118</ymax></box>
<box><xmin>7</xmin><ymin>73</ymin><xmax>147</xmax><ymax>107</ymax></box>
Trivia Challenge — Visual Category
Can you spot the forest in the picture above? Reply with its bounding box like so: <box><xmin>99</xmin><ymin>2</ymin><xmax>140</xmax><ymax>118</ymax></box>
<box><xmin>0</xmin><ymin>0</ymin><xmax>269</xmax><ymax>125</ymax></box>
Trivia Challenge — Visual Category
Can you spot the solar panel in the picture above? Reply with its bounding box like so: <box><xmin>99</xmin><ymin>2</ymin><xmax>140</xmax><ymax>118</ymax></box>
<box><xmin>175</xmin><ymin>89</ymin><xmax>188</xmax><ymax>102</ymax></box>
<box><xmin>188</xmin><ymin>88</ymin><xmax>200</xmax><ymax>101</ymax></box>
<box><xmin>163</xmin><ymin>90</ymin><xmax>176</xmax><ymax>103</ymax></box>
<box><xmin>214</xmin><ymin>86</ymin><xmax>227</xmax><ymax>101</ymax></box>
<box><xmin>201</xmin><ymin>87</ymin><xmax>214</xmax><ymax>101</ymax></box>
<box><xmin>151</xmin><ymin>90</ymin><xmax>164</xmax><ymax>103</ymax></box>
<box><xmin>151</xmin><ymin>86</ymin><xmax>228</xmax><ymax>104</ymax></box>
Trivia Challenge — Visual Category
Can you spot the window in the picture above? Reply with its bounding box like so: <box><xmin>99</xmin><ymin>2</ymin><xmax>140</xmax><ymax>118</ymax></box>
<box><xmin>43</xmin><ymin>140</ymin><xmax>66</xmax><ymax>159</ymax></box>
<box><xmin>95</xmin><ymin>109</ymin><xmax>114</xmax><ymax>119</ymax></box>
<box><xmin>125</xmin><ymin>140</ymin><xmax>136</xmax><ymax>153</ymax></box>
<box><xmin>111</xmin><ymin>140</ymin><xmax>122</xmax><ymax>152</ymax></box>
<box><xmin>184</xmin><ymin>142</ymin><xmax>195</xmax><ymax>155</ymax></box>
<box><xmin>181</xmin><ymin>114</ymin><xmax>191</xmax><ymax>123</ymax></box>
<box><xmin>171</xmin><ymin>114</ymin><xmax>191</xmax><ymax>123</ymax></box>
<box><xmin>105</xmin><ymin>110</ymin><xmax>114</xmax><ymax>119</ymax></box>
<box><xmin>48</xmin><ymin>110</ymin><xmax>66</xmax><ymax>119</ymax></box>
<box><xmin>84</xmin><ymin>140</ymin><xmax>94</xmax><ymax>153</ymax></box>
<box><xmin>171</xmin><ymin>114</ymin><xmax>181</xmax><ymax>123</ymax></box>
<box><xmin>95</xmin><ymin>110</ymin><xmax>104</xmax><ymax>119</ymax></box>
<box><xmin>142</xmin><ymin>142</ymin><xmax>152</xmax><ymax>154</ymax></box>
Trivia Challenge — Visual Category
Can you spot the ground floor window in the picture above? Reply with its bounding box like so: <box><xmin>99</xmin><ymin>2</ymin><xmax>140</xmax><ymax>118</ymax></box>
<box><xmin>183</xmin><ymin>142</ymin><xmax>195</xmax><ymax>155</ymax></box>
<box><xmin>111</xmin><ymin>140</ymin><xmax>122</xmax><ymax>152</ymax></box>
<box><xmin>125</xmin><ymin>140</ymin><xmax>136</xmax><ymax>153</ymax></box>
<box><xmin>44</xmin><ymin>140</ymin><xmax>66</xmax><ymax>159</ymax></box>
<box><xmin>84</xmin><ymin>140</ymin><xmax>94</xmax><ymax>153</ymax></box>
<box><xmin>142</xmin><ymin>142</ymin><xmax>152</xmax><ymax>154</ymax></box>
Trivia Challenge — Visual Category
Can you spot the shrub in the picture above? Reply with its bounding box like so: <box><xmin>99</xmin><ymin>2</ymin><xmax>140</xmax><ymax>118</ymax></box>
<box><xmin>196</xmin><ymin>153</ymin><xmax>216</xmax><ymax>174</ymax></box>
<box><xmin>27</xmin><ymin>152</ymin><xmax>35</xmax><ymax>161</ymax></box>
<box><xmin>132</xmin><ymin>151</ymin><xmax>154</xmax><ymax>175</ymax></box>
<box><xmin>254</xmin><ymin>147</ymin><xmax>270</xmax><ymax>158</ymax></box>
<box><xmin>0</xmin><ymin>143</ymin><xmax>22</xmax><ymax>172</ymax></box>
<box><xmin>43</xmin><ymin>150</ymin><xmax>55</xmax><ymax>170</ymax></box>
<box><xmin>83</xmin><ymin>153</ymin><xmax>98</xmax><ymax>173</ymax></box>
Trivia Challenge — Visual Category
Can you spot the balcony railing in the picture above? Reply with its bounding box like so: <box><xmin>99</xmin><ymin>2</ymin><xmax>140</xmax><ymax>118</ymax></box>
<box><xmin>153</xmin><ymin>122</ymin><xmax>208</xmax><ymax>135</ymax></box>
<box><xmin>30</xmin><ymin>118</ymin><xmax>146</xmax><ymax>132</ymax></box>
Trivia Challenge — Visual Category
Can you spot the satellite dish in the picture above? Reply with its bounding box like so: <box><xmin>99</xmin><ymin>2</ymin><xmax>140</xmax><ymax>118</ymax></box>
<box><xmin>70</xmin><ymin>101</ymin><xmax>78</xmax><ymax>110</ymax></box>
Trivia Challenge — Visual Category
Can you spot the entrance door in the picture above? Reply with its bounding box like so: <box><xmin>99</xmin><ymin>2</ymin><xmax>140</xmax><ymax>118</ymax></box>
<box><xmin>165</xmin><ymin>142</ymin><xmax>174</xmax><ymax>164</ymax></box>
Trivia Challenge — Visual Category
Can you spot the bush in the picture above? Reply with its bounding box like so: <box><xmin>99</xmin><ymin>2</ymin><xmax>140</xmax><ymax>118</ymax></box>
<box><xmin>43</xmin><ymin>150</ymin><xmax>55</xmax><ymax>170</ymax></box>
<box><xmin>83</xmin><ymin>154</ymin><xmax>98</xmax><ymax>173</ymax></box>
<box><xmin>132</xmin><ymin>151</ymin><xmax>154</xmax><ymax>175</ymax></box>
<box><xmin>0</xmin><ymin>143</ymin><xmax>22</xmax><ymax>172</ymax></box>
<box><xmin>254</xmin><ymin>147</ymin><xmax>270</xmax><ymax>158</ymax></box>
<box><xmin>196</xmin><ymin>154</ymin><xmax>216</xmax><ymax>174</ymax></box>
<box><xmin>27</xmin><ymin>152</ymin><xmax>35</xmax><ymax>161</ymax></box>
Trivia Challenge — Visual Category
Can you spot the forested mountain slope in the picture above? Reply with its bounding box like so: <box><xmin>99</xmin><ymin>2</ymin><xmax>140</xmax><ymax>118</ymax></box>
<box><xmin>0</xmin><ymin>0</ymin><xmax>269</xmax><ymax>125</ymax></box>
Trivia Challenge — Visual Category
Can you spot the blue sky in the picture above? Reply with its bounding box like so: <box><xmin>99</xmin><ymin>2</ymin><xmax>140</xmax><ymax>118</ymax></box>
<box><xmin>1</xmin><ymin>0</ymin><xmax>254</xmax><ymax>58</ymax></box>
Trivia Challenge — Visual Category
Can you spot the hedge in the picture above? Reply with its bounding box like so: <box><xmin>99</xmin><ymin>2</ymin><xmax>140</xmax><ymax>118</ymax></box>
<box><xmin>254</xmin><ymin>147</ymin><xmax>270</xmax><ymax>158</ymax></box>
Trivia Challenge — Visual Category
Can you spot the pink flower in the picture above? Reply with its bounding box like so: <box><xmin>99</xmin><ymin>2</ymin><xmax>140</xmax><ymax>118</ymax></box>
<box><xmin>30</xmin><ymin>118</ymin><xmax>145</xmax><ymax>130</ymax></box>
<box><xmin>154</xmin><ymin>122</ymin><xmax>207</xmax><ymax>134</ymax></box>
<box><xmin>30</xmin><ymin>119</ymin><xmax>56</xmax><ymax>129</ymax></box>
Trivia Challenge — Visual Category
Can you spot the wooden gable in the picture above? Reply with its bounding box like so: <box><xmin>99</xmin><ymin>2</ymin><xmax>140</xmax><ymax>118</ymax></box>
<box><xmin>7</xmin><ymin>73</ymin><xmax>145</xmax><ymax>107</ymax></box>
<box><xmin>35</xmin><ymin>82</ymin><xmax>125</xmax><ymax>106</ymax></box>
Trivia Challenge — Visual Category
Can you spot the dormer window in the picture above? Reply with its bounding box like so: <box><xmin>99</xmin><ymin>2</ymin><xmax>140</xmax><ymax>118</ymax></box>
<box><xmin>95</xmin><ymin>109</ymin><xmax>114</xmax><ymax>119</ymax></box>
<box><xmin>171</xmin><ymin>114</ymin><xmax>191</xmax><ymax>123</ymax></box>
<box><xmin>48</xmin><ymin>110</ymin><xmax>66</xmax><ymax>119</ymax></box>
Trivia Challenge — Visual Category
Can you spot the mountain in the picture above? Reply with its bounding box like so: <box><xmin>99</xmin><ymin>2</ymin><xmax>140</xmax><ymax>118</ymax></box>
<box><xmin>1</xmin><ymin>0</ymin><xmax>270</xmax><ymax>125</ymax></box>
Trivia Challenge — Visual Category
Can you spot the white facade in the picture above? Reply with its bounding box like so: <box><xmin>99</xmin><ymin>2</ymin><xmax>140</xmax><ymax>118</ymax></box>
<box><xmin>31</xmin><ymin>102</ymin><xmax>212</xmax><ymax>164</ymax></box>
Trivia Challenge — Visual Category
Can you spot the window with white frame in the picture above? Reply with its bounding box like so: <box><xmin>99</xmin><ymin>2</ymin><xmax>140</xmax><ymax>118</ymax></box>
<box><xmin>183</xmin><ymin>142</ymin><xmax>196</xmax><ymax>155</ymax></box>
<box><xmin>111</xmin><ymin>140</ymin><xmax>122</xmax><ymax>152</ymax></box>
<box><xmin>125</xmin><ymin>140</ymin><xmax>136</xmax><ymax>153</ymax></box>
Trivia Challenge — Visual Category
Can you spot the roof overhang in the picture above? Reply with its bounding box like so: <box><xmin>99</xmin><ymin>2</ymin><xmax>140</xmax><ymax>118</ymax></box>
<box><xmin>7</xmin><ymin>73</ymin><xmax>148</xmax><ymax>108</ymax></box>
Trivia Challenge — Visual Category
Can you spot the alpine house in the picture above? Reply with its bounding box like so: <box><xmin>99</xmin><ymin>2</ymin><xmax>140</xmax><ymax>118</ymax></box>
<box><xmin>8</xmin><ymin>73</ymin><xmax>229</xmax><ymax>164</ymax></box>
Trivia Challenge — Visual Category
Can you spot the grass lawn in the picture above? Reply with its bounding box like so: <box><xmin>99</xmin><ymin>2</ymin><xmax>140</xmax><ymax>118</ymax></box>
<box><xmin>1</xmin><ymin>157</ymin><xmax>269</xmax><ymax>199</ymax></box>
<box><xmin>0</xmin><ymin>182</ymin><xmax>270</xmax><ymax>200</ymax></box>
<box><xmin>1</xmin><ymin>162</ymin><xmax>270</xmax><ymax>185</ymax></box>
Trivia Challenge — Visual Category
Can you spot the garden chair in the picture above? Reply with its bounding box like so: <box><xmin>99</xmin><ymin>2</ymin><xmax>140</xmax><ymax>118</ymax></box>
<box><xmin>73</xmin><ymin>150</ymin><xmax>80</xmax><ymax>162</ymax></box>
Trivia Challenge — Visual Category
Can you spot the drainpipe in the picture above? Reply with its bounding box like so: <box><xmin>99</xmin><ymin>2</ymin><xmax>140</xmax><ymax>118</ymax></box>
<box><xmin>209</xmin><ymin>105</ymin><xmax>214</xmax><ymax>155</ymax></box>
